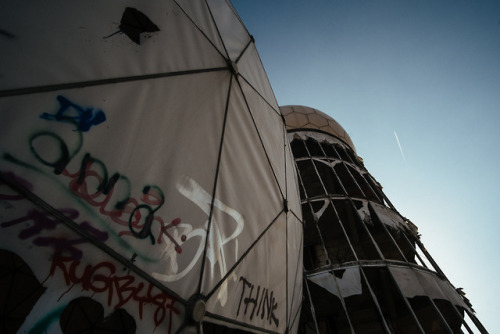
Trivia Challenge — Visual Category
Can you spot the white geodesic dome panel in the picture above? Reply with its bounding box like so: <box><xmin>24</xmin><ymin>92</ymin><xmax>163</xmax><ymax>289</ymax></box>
<box><xmin>0</xmin><ymin>1</ymin><xmax>302</xmax><ymax>333</ymax></box>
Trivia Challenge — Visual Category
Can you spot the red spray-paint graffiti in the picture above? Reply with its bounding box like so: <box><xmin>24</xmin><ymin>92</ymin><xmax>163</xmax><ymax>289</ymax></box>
<box><xmin>3</xmin><ymin>119</ymin><xmax>185</xmax><ymax>252</ymax></box>
<box><xmin>26</xmin><ymin>126</ymin><xmax>185</xmax><ymax>249</ymax></box>
<box><xmin>49</xmin><ymin>252</ymin><xmax>179</xmax><ymax>333</ymax></box>
<box><xmin>61</xmin><ymin>156</ymin><xmax>184</xmax><ymax>251</ymax></box>
<box><xmin>1</xmin><ymin>173</ymin><xmax>179</xmax><ymax>333</ymax></box>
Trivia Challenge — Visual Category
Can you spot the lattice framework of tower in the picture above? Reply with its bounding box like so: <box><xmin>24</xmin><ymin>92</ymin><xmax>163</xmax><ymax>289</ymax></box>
<box><xmin>282</xmin><ymin>105</ymin><xmax>488</xmax><ymax>334</ymax></box>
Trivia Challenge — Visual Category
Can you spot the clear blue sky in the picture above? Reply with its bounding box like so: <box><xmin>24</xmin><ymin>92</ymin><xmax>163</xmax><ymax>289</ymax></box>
<box><xmin>233</xmin><ymin>0</ymin><xmax>500</xmax><ymax>331</ymax></box>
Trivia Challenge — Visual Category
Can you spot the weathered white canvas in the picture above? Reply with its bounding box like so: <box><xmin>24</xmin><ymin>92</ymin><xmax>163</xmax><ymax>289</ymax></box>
<box><xmin>0</xmin><ymin>1</ymin><xmax>302</xmax><ymax>333</ymax></box>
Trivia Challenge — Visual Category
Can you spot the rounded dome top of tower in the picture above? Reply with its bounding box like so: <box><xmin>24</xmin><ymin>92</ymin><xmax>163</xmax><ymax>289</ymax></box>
<box><xmin>280</xmin><ymin>105</ymin><xmax>356</xmax><ymax>152</ymax></box>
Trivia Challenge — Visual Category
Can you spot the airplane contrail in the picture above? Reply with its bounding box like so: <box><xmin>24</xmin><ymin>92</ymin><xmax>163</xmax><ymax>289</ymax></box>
<box><xmin>394</xmin><ymin>131</ymin><xmax>406</xmax><ymax>163</ymax></box>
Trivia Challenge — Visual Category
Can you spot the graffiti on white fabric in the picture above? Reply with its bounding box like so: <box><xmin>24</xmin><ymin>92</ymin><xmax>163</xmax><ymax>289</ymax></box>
<box><xmin>40</xmin><ymin>95</ymin><xmax>106</xmax><ymax>132</ymax></box>
<box><xmin>0</xmin><ymin>174</ymin><xmax>179</xmax><ymax>334</ymax></box>
<box><xmin>49</xmin><ymin>252</ymin><xmax>179</xmax><ymax>332</ymax></box>
<box><xmin>152</xmin><ymin>176</ymin><xmax>244</xmax><ymax>307</ymax></box>
<box><xmin>237</xmin><ymin>276</ymin><xmax>279</xmax><ymax>327</ymax></box>
<box><xmin>1</xmin><ymin>207</ymin><xmax>108</xmax><ymax>260</ymax></box>
<box><xmin>2</xmin><ymin>95</ymin><xmax>185</xmax><ymax>258</ymax></box>
<box><xmin>2</xmin><ymin>95</ymin><xmax>246</xmax><ymax>297</ymax></box>
<box><xmin>0</xmin><ymin>172</ymin><xmax>109</xmax><ymax>260</ymax></box>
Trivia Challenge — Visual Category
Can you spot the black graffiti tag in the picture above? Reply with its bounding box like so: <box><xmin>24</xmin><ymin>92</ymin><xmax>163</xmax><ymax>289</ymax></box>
<box><xmin>237</xmin><ymin>276</ymin><xmax>279</xmax><ymax>327</ymax></box>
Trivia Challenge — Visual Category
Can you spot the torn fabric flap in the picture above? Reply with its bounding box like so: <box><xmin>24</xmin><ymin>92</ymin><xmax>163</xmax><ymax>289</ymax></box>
<box><xmin>389</xmin><ymin>266</ymin><xmax>467</xmax><ymax>309</ymax></box>
<box><xmin>289</xmin><ymin>131</ymin><xmax>347</xmax><ymax>149</ymax></box>
<box><xmin>119</xmin><ymin>7</ymin><xmax>160</xmax><ymax>45</ymax></box>
<box><xmin>311</xmin><ymin>199</ymin><xmax>329</xmax><ymax>222</ymax></box>
<box><xmin>308</xmin><ymin>267</ymin><xmax>362</xmax><ymax>298</ymax></box>
<box><xmin>354</xmin><ymin>199</ymin><xmax>371</xmax><ymax>225</ymax></box>
<box><xmin>312</xmin><ymin>157</ymin><xmax>343</xmax><ymax>169</ymax></box>
<box><xmin>371</xmin><ymin>202</ymin><xmax>405</xmax><ymax>230</ymax></box>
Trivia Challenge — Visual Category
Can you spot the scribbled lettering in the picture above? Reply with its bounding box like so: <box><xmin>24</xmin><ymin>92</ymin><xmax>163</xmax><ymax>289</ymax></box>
<box><xmin>127</xmin><ymin>186</ymin><xmax>164</xmax><ymax>244</ymax></box>
<box><xmin>3</xmin><ymin>95</ymin><xmax>185</xmax><ymax>268</ymax></box>
<box><xmin>29</xmin><ymin>131</ymin><xmax>72</xmax><ymax>175</ymax></box>
<box><xmin>2</xmin><ymin>208</ymin><xmax>78</xmax><ymax>239</ymax></box>
<box><xmin>5</xmin><ymin>145</ymin><xmax>184</xmax><ymax>254</ymax></box>
<box><xmin>50</xmin><ymin>253</ymin><xmax>179</xmax><ymax>332</ymax></box>
<box><xmin>0</xmin><ymin>171</ymin><xmax>34</xmax><ymax>199</ymax></box>
<box><xmin>64</xmin><ymin>152</ymin><xmax>131</xmax><ymax>212</ymax></box>
<box><xmin>62</xmin><ymin>159</ymin><xmax>183</xmax><ymax>248</ymax></box>
<box><xmin>237</xmin><ymin>276</ymin><xmax>279</xmax><ymax>327</ymax></box>
<box><xmin>1</xmin><ymin>207</ymin><xmax>108</xmax><ymax>260</ymax></box>
<box><xmin>25</xmin><ymin>123</ymin><xmax>185</xmax><ymax>249</ymax></box>
<box><xmin>152</xmin><ymin>176</ymin><xmax>243</xmax><ymax>306</ymax></box>
<box><xmin>40</xmin><ymin>95</ymin><xmax>106</xmax><ymax>132</ymax></box>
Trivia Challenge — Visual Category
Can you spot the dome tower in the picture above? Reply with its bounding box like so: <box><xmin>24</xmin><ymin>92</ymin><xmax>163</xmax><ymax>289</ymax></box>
<box><xmin>282</xmin><ymin>105</ymin><xmax>487</xmax><ymax>333</ymax></box>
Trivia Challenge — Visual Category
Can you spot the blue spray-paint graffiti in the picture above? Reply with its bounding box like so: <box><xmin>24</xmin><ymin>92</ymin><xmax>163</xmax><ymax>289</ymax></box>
<box><xmin>40</xmin><ymin>95</ymin><xmax>106</xmax><ymax>132</ymax></box>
